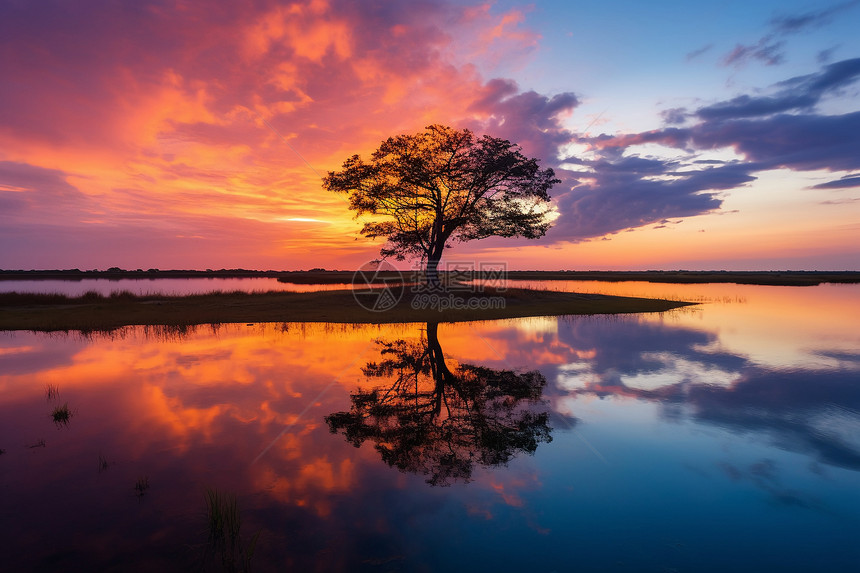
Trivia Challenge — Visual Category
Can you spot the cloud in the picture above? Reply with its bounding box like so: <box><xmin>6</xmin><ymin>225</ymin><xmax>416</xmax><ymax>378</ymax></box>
<box><xmin>550</xmin><ymin>159</ymin><xmax>752</xmax><ymax>241</ymax></box>
<box><xmin>685</xmin><ymin>44</ymin><xmax>713</xmax><ymax>61</ymax></box>
<box><xmin>692</xmin><ymin>112</ymin><xmax>860</xmax><ymax>172</ymax></box>
<box><xmin>817</xmin><ymin>46</ymin><xmax>840</xmax><ymax>63</ymax></box>
<box><xmin>0</xmin><ymin>0</ymin><xmax>575</xmax><ymax>269</ymax></box>
<box><xmin>723</xmin><ymin>39</ymin><xmax>785</xmax><ymax>68</ymax></box>
<box><xmin>660</xmin><ymin>107</ymin><xmax>690</xmax><ymax>125</ymax></box>
<box><xmin>721</xmin><ymin>1</ymin><xmax>860</xmax><ymax>68</ymax></box>
<box><xmin>547</xmin><ymin>58</ymin><xmax>860</xmax><ymax>243</ymax></box>
<box><xmin>0</xmin><ymin>162</ymin><xmax>94</xmax><ymax>223</ymax></box>
<box><xmin>813</xmin><ymin>175</ymin><xmax>860</xmax><ymax>189</ymax></box>
<box><xmin>467</xmin><ymin>79</ymin><xmax>579</xmax><ymax>161</ymax></box>
<box><xmin>769</xmin><ymin>0</ymin><xmax>860</xmax><ymax>34</ymax></box>
<box><xmin>698</xmin><ymin>57</ymin><xmax>860</xmax><ymax>120</ymax></box>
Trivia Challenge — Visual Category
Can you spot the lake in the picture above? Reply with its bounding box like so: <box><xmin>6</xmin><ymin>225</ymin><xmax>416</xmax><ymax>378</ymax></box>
<box><xmin>1</xmin><ymin>282</ymin><xmax>858</xmax><ymax>571</ymax></box>
<box><xmin>0</xmin><ymin>277</ymin><xmax>358</xmax><ymax>296</ymax></box>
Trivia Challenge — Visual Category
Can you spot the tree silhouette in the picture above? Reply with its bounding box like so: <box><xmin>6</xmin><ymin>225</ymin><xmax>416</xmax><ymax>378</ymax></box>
<box><xmin>322</xmin><ymin>125</ymin><xmax>559</xmax><ymax>286</ymax></box>
<box><xmin>325</xmin><ymin>323</ymin><xmax>552</xmax><ymax>485</ymax></box>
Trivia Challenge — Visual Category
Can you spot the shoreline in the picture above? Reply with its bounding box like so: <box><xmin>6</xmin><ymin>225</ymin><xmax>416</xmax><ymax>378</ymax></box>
<box><xmin>0</xmin><ymin>288</ymin><xmax>694</xmax><ymax>332</ymax></box>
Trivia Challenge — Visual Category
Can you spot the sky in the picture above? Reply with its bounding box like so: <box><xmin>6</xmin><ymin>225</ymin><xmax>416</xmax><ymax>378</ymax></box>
<box><xmin>1</xmin><ymin>0</ymin><xmax>859</xmax><ymax>271</ymax></box>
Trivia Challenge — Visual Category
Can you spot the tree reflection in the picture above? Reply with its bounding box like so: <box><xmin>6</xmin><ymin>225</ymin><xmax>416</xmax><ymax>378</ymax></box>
<box><xmin>326</xmin><ymin>323</ymin><xmax>552</xmax><ymax>485</ymax></box>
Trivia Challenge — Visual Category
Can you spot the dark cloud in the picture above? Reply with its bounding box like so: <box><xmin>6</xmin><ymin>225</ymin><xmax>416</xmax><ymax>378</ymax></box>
<box><xmin>549</xmin><ymin>58</ymin><xmax>860</xmax><ymax>242</ymax></box>
<box><xmin>550</xmin><ymin>157</ymin><xmax>755</xmax><ymax>241</ymax></box>
<box><xmin>813</xmin><ymin>175</ymin><xmax>860</xmax><ymax>189</ymax></box>
<box><xmin>698</xmin><ymin>57</ymin><xmax>860</xmax><ymax>120</ymax></box>
<box><xmin>0</xmin><ymin>161</ymin><xmax>93</xmax><ymax>220</ymax></box>
<box><xmin>467</xmin><ymin>79</ymin><xmax>579</xmax><ymax>162</ymax></box>
<box><xmin>692</xmin><ymin>112</ymin><xmax>860</xmax><ymax>172</ymax></box>
<box><xmin>660</xmin><ymin>107</ymin><xmax>689</xmax><ymax>125</ymax></box>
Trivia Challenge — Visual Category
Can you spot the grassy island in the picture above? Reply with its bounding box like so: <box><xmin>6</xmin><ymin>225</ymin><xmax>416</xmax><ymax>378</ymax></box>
<box><xmin>0</xmin><ymin>288</ymin><xmax>693</xmax><ymax>332</ymax></box>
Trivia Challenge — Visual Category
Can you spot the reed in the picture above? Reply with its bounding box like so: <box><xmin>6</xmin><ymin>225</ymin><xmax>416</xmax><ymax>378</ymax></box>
<box><xmin>134</xmin><ymin>476</ymin><xmax>150</xmax><ymax>499</ymax></box>
<box><xmin>51</xmin><ymin>403</ymin><xmax>72</xmax><ymax>427</ymax></box>
<box><xmin>203</xmin><ymin>488</ymin><xmax>259</xmax><ymax>572</ymax></box>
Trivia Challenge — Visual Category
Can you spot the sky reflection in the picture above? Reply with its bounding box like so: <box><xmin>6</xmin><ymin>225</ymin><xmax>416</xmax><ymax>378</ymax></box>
<box><xmin>1</xmin><ymin>284</ymin><xmax>859</xmax><ymax>570</ymax></box>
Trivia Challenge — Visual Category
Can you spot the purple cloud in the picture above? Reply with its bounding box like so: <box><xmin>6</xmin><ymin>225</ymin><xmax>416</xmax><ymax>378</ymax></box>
<box><xmin>549</xmin><ymin>58</ymin><xmax>860</xmax><ymax>242</ymax></box>
<box><xmin>813</xmin><ymin>175</ymin><xmax>860</xmax><ymax>189</ymax></box>
<box><xmin>467</xmin><ymin>78</ymin><xmax>579</xmax><ymax>162</ymax></box>
<box><xmin>699</xmin><ymin>57</ymin><xmax>860</xmax><ymax>120</ymax></box>
<box><xmin>550</xmin><ymin>158</ymin><xmax>754</xmax><ymax>241</ymax></box>
<box><xmin>723</xmin><ymin>39</ymin><xmax>785</xmax><ymax>68</ymax></box>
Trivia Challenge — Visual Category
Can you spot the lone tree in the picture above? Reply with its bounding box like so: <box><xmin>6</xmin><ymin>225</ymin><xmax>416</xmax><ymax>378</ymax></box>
<box><xmin>322</xmin><ymin>124</ymin><xmax>559</xmax><ymax>285</ymax></box>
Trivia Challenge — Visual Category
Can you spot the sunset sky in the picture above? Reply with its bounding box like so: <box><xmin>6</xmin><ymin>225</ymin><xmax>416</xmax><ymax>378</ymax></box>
<box><xmin>2</xmin><ymin>0</ymin><xmax>859</xmax><ymax>271</ymax></box>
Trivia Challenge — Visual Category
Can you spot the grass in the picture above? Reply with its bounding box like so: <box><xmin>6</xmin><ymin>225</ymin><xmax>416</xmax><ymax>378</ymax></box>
<box><xmin>45</xmin><ymin>383</ymin><xmax>60</xmax><ymax>400</ymax></box>
<box><xmin>0</xmin><ymin>287</ymin><xmax>693</xmax><ymax>332</ymax></box>
<box><xmin>51</xmin><ymin>402</ymin><xmax>73</xmax><ymax>427</ymax></box>
<box><xmin>203</xmin><ymin>488</ymin><xmax>259</xmax><ymax>572</ymax></box>
<box><xmin>98</xmin><ymin>453</ymin><xmax>110</xmax><ymax>473</ymax></box>
<box><xmin>134</xmin><ymin>476</ymin><xmax>150</xmax><ymax>500</ymax></box>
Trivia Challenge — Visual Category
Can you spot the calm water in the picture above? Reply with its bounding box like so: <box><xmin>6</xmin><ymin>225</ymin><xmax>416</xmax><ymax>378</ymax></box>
<box><xmin>1</xmin><ymin>283</ymin><xmax>859</xmax><ymax>571</ymax></box>
<box><xmin>0</xmin><ymin>277</ymin><xmax>362</xmax><ymax>296</ymax></box>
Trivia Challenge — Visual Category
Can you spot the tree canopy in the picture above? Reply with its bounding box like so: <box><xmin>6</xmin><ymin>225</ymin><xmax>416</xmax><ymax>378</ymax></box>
<box><xmin>323</xmin><ymin>125</ymin><xmax>559</xmax><ymax>282</ymax></box>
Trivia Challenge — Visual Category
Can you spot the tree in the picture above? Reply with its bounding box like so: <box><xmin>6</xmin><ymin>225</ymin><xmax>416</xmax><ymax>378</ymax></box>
<box><xmin>322</xmin><ymin>125</ymin><xmax>559</xmax><ymax>286</ymax></box>
<box><xmin>325</xmin><ymin>322</ymin><xmax>552</xmax><ymax>485</ymax></box>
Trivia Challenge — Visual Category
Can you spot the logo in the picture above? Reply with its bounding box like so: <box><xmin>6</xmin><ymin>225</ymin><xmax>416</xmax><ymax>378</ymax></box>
<box><xmin>351</xmin><ymin>260</ymin><xmax>405</xmax><ymax>312</ymax></box>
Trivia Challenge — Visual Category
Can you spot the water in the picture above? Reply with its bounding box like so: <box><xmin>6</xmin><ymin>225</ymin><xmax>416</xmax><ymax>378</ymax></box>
<box><xmin>1</xmin><ymin>283</ymin><xmax>858</xmax><ymax>571</ymax></box>
<box><xmin>0</xmin><ymin>277</ymin><xmax>362</xmax><ymax>296</ymax></box>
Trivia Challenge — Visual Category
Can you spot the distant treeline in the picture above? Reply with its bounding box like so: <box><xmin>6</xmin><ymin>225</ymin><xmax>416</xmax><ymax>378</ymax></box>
<box><xmin>1</xmin><ymin>268</ymin><xmax>858</xmax><ymax>286</ymax></box>
<box><xmin>0</xmin><ymin>268</ymin><xmax>344</xmax><ymax>281</ymax></box>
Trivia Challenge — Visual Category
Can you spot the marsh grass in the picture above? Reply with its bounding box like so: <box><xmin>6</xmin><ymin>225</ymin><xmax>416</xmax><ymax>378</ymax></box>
<box><xmin>203</xmin><ymin>488</ymin><xmax>259</xmax><ymax>572</ymax></box>
<box><xmin>51</xmin><ymin>402</ymin><xmax>73</xmax><ymax>427</ymax></box>
<box><xmin>45</xmin><ymin>383</ymin><xmax>60</xmax><ymax>400</ymax></box>
<box><xmin>98</xmin><ymin>453</ymin><xmax>110</xmax><ymax>473</ymax></box>
<box><xmin>0</xmin><ymin>290</ymin><xmax>163</xmax><ymax>306</ymax></box>
<box><xmin>134</xmin><ymin>476</ymin><xmax>149</xmax><ymax>500</ymax></box>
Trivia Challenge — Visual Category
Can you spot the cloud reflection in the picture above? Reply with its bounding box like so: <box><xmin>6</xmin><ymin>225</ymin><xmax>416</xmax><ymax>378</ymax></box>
<box><xmin>548</xmin><ymin>314</ymin><xmax>860</xmax><ymax>472</ymax></box>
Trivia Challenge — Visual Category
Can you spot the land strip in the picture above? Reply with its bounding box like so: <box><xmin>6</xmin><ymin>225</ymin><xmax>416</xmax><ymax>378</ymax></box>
<box><xmin>0</xmin><ymin>288</ymin><xmax>692</xmax><ymax>332</ymax></box>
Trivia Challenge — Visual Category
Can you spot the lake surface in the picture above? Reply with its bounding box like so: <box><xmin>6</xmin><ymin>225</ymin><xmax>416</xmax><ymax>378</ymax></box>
<box><xmin>0</xmin><ymin>277</ymin><xmax>362</xmax><ymax>296</ymax></box>
<box><xmin>1</xmin><ymin>282</ymin><xmax>859</xmax><ymax>571</ymax></box>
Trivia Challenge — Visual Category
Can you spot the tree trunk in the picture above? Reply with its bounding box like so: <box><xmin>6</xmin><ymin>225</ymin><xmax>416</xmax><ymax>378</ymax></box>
<box><xmin>425</xmin><ymin>235</ymin><xmax>446</xmax><ymax>290</ymax></box>
<box><xmin>426</xmin><ymin>253</ymin><xmax>441</xmax><ymax>290</ymax></box>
